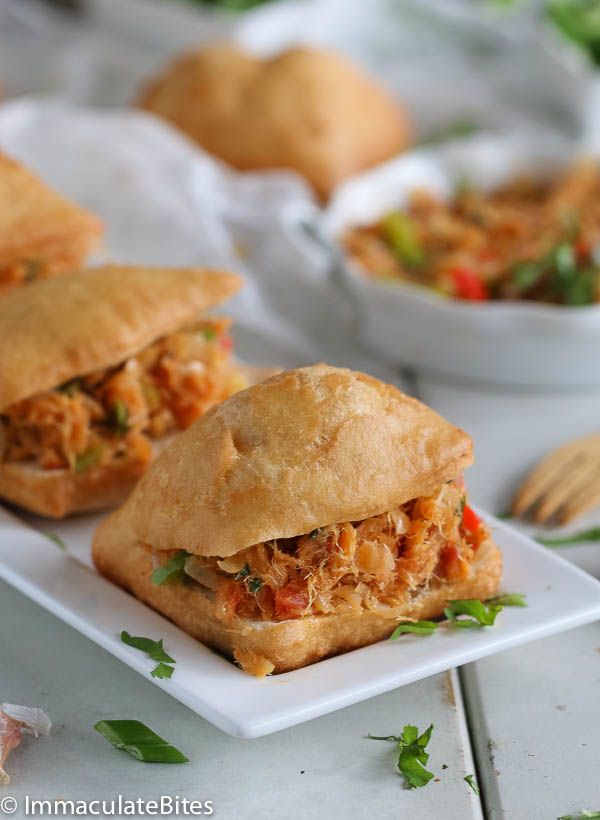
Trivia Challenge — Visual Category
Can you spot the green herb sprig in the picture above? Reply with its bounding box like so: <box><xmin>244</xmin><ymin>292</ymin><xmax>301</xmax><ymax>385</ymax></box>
<box><xmin>368</xmin><ymin>724</ymin><xmax>435</xmax><ymax>789</ymax></box>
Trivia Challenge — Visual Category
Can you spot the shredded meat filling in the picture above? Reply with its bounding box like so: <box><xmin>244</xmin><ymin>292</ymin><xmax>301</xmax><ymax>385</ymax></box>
<box><xmin>155</xmin><ymin>480</ymin><xmax>488</xmax><ymax>623</ymax></box>
<box><xmin>0</xmin><ymin>318</ymin><xmax>247</xmax><ymax>472</ymax></box>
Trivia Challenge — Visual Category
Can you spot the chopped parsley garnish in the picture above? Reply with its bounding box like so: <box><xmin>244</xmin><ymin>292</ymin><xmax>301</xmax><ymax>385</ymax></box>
<box><xmin>248</xmin><ymin>577</ymin><xmax>263</xmax><ymax>594</ymax></box>
<box><xmin>120</xmin><ymin>631</ymin><xmax>176</xmax><ymax>680</ymax></box>
<box><xmin>368</xmin><ymin>724</ymin><xmax>435</xmax><ymax>789</ymax></box>
<box><xmin>538</xmin><ymin>527</ymin><xmax>600</xmax><ymax>547</ymax></box>
<box><xmin>444</xmin><ymin>599</ymin><xmax>503</xmax><ymax>629</ymax></box>
<box><xmin>390</xmin><ymin>621</ymin><xmax>439</xmax><ymax>638</ymax></box>
<box><xmin>43</xmin><ymin>531</ymin><xmax>67</xmax><ymax>550</ymax></box>
<box><xmin>464</xmin><ymin>774</ymin><xmax>480</xmax><ymax>795</ymax></box>
<box><xmin>151</xmin><ymin>551</ymin><xmax>189</xmax><ymax>586</ymax></box>
<box><xmin>94</xmin><ymin>720</ymin><xmax>188</xmax><ymax>764</ymax></box>
<box><xmin>120</xmin><ymin>632</ymin><xmax>174</xmax><ymax>663</ymax></box>
<box><xmin>110</xmin><ymin>400</ymin><xmax>129</xmax><ymax>436</ymax></box>
<box><xmin>558</xmin><ymin>811</ymin><xmax>600</xmax><ymax>820</ymax></box>
<box><xmin>74</xmin><ymin>445</ymin><xmax>103</xmax><ymax>472</ymax></box>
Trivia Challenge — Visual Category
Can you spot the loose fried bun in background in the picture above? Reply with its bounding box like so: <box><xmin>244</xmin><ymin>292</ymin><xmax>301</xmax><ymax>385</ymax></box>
<box><xmin>138</xmin><ymin>44</ymin><xmax>411</xmax><ymax>199</ymax></box>
<box><xmin>94</xmin><ymin>364</ymin><xmax>474</xmax><ymax>560</ymax></box>
<box><xmin>94</xmin><ymin>534</ymin><xmax>501</xmax><ymax>674</ymax></box>
<box><xmin>0</xmin><ymin>264</ymin><xmax>243</xmax><ymax>411</ymax></box>
<box><xmin>0</xmin><ymin>153</ymin><xmax>102</xmax><ymax>287</ymax></box>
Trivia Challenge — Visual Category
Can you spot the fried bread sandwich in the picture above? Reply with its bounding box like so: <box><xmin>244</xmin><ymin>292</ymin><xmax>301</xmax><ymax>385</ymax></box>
<box><xmin>0</xmin><ymin>153</ymin><xmax>102</xmax><ymax>297</ymax></box>
<box><xmin>92</xmin><ymin>365</ymin><xmax>502</xmax><ymax>675</ymax></box>
<box><xmin>0</xmin><ymin>264</ymin><xmax>250</xmax><ymax>517</ymax></box>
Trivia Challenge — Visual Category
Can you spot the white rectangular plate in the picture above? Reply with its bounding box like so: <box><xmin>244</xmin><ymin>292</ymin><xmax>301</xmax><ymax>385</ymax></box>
<box><xmin>1</xmin><ymin>506</ymin><xmax>598</xmax><ymax>738</ymax></box>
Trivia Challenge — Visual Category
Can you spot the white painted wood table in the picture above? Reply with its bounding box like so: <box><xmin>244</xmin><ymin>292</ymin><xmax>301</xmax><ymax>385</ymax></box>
<box><xmin>1</xmin><ymin>373</ymin><xmax>599</xmax><ymax>820</ymax></box>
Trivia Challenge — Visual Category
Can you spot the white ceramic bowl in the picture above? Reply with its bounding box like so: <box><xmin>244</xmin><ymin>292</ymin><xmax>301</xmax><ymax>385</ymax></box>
<box><xmin>320</xmin><ymin>133</ymin><xmax>600</xmax><ymax>388</ymax></box>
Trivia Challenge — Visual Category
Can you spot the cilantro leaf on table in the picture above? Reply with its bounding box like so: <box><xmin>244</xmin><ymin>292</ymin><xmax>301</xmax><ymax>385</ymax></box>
<box><xmin>368</xmin><ymin>724</ymin><xmax>435</xmax><ymax>789</ymax></box>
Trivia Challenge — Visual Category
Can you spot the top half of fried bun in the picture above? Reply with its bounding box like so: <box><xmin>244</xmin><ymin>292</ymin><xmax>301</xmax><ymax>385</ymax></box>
<box><xmin>94</xmin><ymin>365</ymin><xmax>473</xmax><ymax>560</ymax></box>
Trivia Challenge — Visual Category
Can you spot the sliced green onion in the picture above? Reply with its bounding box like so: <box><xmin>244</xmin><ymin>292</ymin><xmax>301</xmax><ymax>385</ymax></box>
<box><xmin>151</xmin><ymin>663</ymin><xmax>175</xmax><ymax>680</ymax></box>
<box><xmin>43</xmin><ymin>531</ymin><xmax>67</xmax><ymax>550</ymax></box>
<box><xmin>486</xmin><ymin>593</ymin><xmax>527</xmax><ymax>607</ymax></box>
<box><xmin>74</xmin><ymin>445</ymin><xmax>103</xmax><ymax>473</ymax></box>
<box><xmin>382</xmin><ymin>212</ymin><xmax>424</xmax><ymax>268</ymax></box>
<box><xmin>390</xmin><ymin>621</ymin><xmax>439</xmax><ymax>639</ymax></box>
<box><xmin>538</xmin><ymin>527</ymin><xmax>600</xmax><ymax>547</ymax></box>
<box><xmin>564</xmin><ymin>270</ymin><xmax>597</xmax><ymax>306</ymax></box>
<box><xmin>464</xmin><ymin>774</ymin><xmax>480</xmax><ymax>795</ymax></box>
<box><xmin>94</xmin><ymin>720</ymin><xmax>188</xmax><ymax>764</ymax></box>
<box><xmin>444</xmin><ymin>599</ymin><xmax>503</xmax><ymax>628</ymax></box>
<box><xmin>151</xmin><ymin>551</ymin><xmax>189</xmax><ymax>586</ymax></box>
<box><xmin>202</xmin><ymin>327</ymin><xmax>217</xmax><ymax>341</ymax></box>
<box><xmin>554</xmin><ymin>242</ymin><xmax>577</xmax><ymax>279</ymax></box>
<box><xmin>511</xmin><ymin>260</ymin><xmax>545</xmax><ymax>292</ymax></box>
<box><xmin>110</xmin><ymin>400</ymin><xmax>129</xmax><ymax>436</ymax></box>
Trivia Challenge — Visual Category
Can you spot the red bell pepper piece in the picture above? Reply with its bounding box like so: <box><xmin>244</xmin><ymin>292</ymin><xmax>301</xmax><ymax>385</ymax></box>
<box><xmin>450</xmin><ymin>267</ymin><xmax>488</xmax><ymax>301</ymax></box>
<box><xmin>462</xmin><ymin>504</ymin><xmax>482</xmax><ymax>534</ymax></box>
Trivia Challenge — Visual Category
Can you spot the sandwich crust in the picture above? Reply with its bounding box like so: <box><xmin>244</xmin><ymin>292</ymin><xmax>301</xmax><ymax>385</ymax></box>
<box><xmin>138</xmin><ymin>44</ymin><xmax>410</xmax><ymax>200</ymax></box>
<box><xmin>0</xmin><ymin>153</ymin><xmax>102</xmax><ymax>286</ymax></box>
<box><xmin>93</xmin><ymin>524</ymin><xmax>502</xmax><ymax>674</ymax></box>
<box><xmin>0</xmin><ymin>265</ymin><xmax>242</xmax><ymax>411</ymax></box>
<box><xmin>0</xmin><ymin>452</ymin><xmax>152</xmax><ymax>519</ymax></box>
<box><xmin>96</xmin><ymin>365</ymin><xmax>473</xmax><ymax>558</ymax></box>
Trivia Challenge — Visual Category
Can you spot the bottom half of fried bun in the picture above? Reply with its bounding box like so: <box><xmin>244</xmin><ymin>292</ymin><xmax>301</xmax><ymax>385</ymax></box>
<box><xmin>92</xmin><ymin>364</ymin><xmax>502</xmax><ymax>675</ymax></box>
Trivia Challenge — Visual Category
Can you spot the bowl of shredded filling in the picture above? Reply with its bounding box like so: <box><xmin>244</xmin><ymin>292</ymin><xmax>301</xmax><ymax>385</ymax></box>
<box><xmin>321</xmin><ymin>134</ymin><xmax>600</xmax><ymax>387</ymax></box>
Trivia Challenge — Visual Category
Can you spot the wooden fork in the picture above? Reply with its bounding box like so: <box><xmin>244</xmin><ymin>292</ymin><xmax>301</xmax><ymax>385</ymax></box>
<box><xmin>512</xmin><ymin>432</ymin><xmax>600</xmax><ymax>525</ymax></box>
